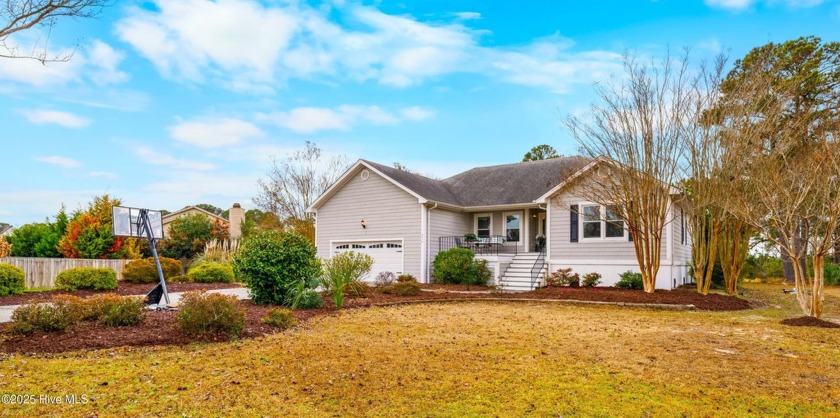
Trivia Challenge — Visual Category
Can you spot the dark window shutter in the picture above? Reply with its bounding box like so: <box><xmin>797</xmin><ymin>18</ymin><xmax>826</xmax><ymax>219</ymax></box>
<box><xmin>628</xmin><ymin>229</ymin><xmax>633</xmax><ymax>242</ymax></box>
<box><xmin>680</xmin><ymin>209</ymin><xmax>685</xmax><ymax>245</ymax></box>
<box><xmin>570</xmin><ymin>205</ymin><xmax>579</xmax><ymax>243</ymax></box>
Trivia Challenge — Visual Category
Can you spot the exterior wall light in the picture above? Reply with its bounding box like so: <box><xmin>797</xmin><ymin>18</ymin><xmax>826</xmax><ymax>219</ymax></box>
<box><xmin>361</xmin><ymin>220</ymin><xmax>366</xmax><ymax>229</ymax></box>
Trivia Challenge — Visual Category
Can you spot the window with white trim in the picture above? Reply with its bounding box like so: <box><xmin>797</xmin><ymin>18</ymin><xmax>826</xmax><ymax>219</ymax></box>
<box><xmin>504</xmin><ymin>212</ymin><xmax>521</xmax><ymax>242</ymax></box>
<box><xmin>387</xmin><ymin>243</ymin><xmax>402</xmax><ymax>248</ymax></box>
<box><xmin>352</xmin><ymin>244</ymin><xmax>366</xmax><ymax>249</ymax></box>
<box><xmin>335</xmin><ymin>244</ymin><xmax>349</xmax><ymax>249</ymax></box>
<box><xmin>581</xmin><ymin>205</ymin><xmax>625</xmax><ymax>239</ymax></box>
<box><xmin>369</xmin><ymin>243</ymin><xmax>384</xmax><ymax>249</ymax></box>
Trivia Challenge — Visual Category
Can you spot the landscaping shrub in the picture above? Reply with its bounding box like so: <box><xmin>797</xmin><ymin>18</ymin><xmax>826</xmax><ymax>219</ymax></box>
<box><xmin>319</xmin><ymin>251</ymin><xmax>374</xmax><ymax>309</ymax></box>
<box><xmin>178</xmin><ymin>291</ymin><xmax>245</xmax><ymax>337</ymax></box>
<box><xmin>188</xmin><ymin>262</ymin><xmax>235</xmax><ymax>283</ymax></box>
<box><xmin>262</xmin><ymin>308</ymin><xmax>297</xmax><ymax>329</ymax></box>
<box><xmin>392</xmin><ymin>280</ymin><xmax>421</xmax><ymax>296</ymax></box>
<box><xmin>122</xmin><ymin>257</ymin><xmax>182</xmax><ymax>284</ymax></box>
<box><xmin>547</xmin><ymin>268</ymin><xmax>579</xmax><ymax>287</ymax></box>
<box><xmin>345</xmin><ymin>280</ymin><xmax>372</xmax><ymax>298</ymax></box>
<box><xmin>97</xmin><ymin>296</ymin><xmax>144</xmax><ymax>327</ymax></box>
<box><xmin>8</xmin><ymin>296</ymin><xmax>85</xmax><ymax>335</ymax></box>
<box><xmin>582</xmin><ymin>272</ymin><xmax>602</xmax><ymax>288</ymax></box>
<box><xmin>469</xmin><ymin>259</ymin><xmax>491</xmax><ymax>287</ymax></box>
<box><xmin>232</xmin><ymin>231</ymin><xmax>320</xmax><ymax>306</ymax></box>
<box><xmin>293</xmin><ymin>289</ymin><xmax>324</xmax><ymax>309</ymax></box>
<box><xmin>433</xmin><ymin>248</ymin><xmax>475</xmax><ymax>284</ymax></box>
<box><xmin>55</xmin><ymin>267</ymin><xmax>117</xmax><ymax>291</ymax></box>
<box><xmin>0</xmin><ymin>263</ymin><xmax>25</xmax><ymax>297</ymax></box>
<box><xmin>374</xmin><ymin>271</ymin><xmax>397</xmax><ymax>287</ymax></box>
<box><xmin>169</xmin><ymin>274</ymin><xmax>193</xmax><ymax>283</ymax></box>
<box><xmin>615</xmin><ymin>271</ymin><xmax>644</xmax><ymax>290</ymax></box>
<box><xmin>825</xmin><ymin>262</ymin><xmax>840</xmax><ymax>286</ymax></box>
<box><xmin>397</xmin><ymin>274</ymin><xmax>416</xmax><ymax>283</ymax></box>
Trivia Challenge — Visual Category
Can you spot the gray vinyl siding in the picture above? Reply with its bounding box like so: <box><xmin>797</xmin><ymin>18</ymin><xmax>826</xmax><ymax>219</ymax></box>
<box><xmin>428</xmin><ymin>209</ymin><xmax>471</xmax><ymax>267</ymax></box>
<box><xmin>548</xmin><ymin>192</ymin><xmax>640</xmax><ymax>261</ymax></box>
<box><xmin>316</xmin><ymin>167</ymin><xmax>422</xmax><ymax>278</ymax></box>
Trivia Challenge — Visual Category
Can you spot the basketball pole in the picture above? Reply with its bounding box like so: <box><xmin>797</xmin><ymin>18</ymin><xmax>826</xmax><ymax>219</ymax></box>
<box><xmin>140</xmin><ymin>208</ymin><xmax>171</xmax><ymax>306</ymax></box>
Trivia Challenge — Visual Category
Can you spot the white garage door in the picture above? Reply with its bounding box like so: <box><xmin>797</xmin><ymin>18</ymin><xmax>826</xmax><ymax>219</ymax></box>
<box><xmin>332</xmin><ymin>240</ymin><xmax>404</xmax><ymax>282</ymax></box>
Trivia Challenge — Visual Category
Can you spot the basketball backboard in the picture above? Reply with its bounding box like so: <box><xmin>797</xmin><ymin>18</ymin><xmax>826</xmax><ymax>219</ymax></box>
<box><xmin>112</xmin><ymin>206</ymin><xmax>164</xmax><ymax>239</ymax></box>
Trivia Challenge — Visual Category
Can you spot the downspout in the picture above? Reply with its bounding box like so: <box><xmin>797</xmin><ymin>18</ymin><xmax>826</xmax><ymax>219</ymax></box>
<box><xmin>426</xmin><ymin>203</ymin><xmax>439</xmax><ymax>283</ymax></box>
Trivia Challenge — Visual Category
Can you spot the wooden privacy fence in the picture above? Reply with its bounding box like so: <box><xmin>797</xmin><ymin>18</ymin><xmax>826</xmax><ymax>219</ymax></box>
<box><xmin>0</xmin><ymin>257</ymin><xmax>130</xmax><ymax>289</ymax></box>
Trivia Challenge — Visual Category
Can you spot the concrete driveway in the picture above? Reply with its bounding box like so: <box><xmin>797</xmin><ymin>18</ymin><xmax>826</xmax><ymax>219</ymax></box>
<box><xmin>0</xmin><ymin>287</ymin><xmax>250</xmax><ymax>323</ymax></box>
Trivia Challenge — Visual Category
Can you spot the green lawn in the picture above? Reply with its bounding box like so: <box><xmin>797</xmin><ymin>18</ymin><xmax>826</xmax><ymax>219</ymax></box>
<box><xmin>1</xmin><ymin>284</ymin><xmax>839</xmax><ymax>417</ymax></box>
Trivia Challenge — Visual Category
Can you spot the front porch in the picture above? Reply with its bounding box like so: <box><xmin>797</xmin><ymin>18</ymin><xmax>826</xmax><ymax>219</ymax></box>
<box><xmin>438</xmin><ymin>207</ymin><xmax>547</xmax><ymax>255</ymax></box>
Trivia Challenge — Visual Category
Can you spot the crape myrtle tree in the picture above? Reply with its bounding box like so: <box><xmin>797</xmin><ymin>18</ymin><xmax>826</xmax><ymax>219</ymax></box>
<box><xmin>718</xmin><ymin>37</ymin><xmax>840</xmax><ymax>318</ymax></box>
<box><xmin>253</xmin><ymin>141</ymin><xmax>349</xmax><ymax>242</ymax></box>
<box><xmin>1</xmin><ymin>0</ymin><xmax>113</xmax><ymax>62</ymax></box>
<box><xmin>566</xmin><ymin>51</ymin><xmax>696</xmax><ymax>293</ymax></box>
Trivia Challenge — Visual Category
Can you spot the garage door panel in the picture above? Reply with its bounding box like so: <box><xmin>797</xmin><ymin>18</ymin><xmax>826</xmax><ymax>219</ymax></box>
<box><xmin>332</xmin><ymin>240</ymin><xmax>404</xmax><ymax>282</ymax></box>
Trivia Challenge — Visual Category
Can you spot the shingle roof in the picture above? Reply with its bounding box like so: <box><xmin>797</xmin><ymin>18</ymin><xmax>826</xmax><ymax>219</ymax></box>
<box><xmin>364</xmin><ymin>156</ymin><xmax>589</xmax><ymax>207</ymax></box>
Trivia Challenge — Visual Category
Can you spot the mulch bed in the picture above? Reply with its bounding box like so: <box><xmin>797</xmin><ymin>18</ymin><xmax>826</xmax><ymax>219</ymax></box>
<box><xmin>780</xmin><ymin>316</ymin><xmax>840</xmax><ymax>329</ymax></box>
<box><xmin>421</xmin><ymin>284</ymin><xmax>493</xmax><ymax>292</ymax></box>
<box><xmin>0</xmin><ymin>282</ymin><xmax>242</xmax><ymax>306</ymax></box>
<box><xmin>0</xmin><ymin>286</ymin><xmax>752</xmax><ymax>354</ymax></box>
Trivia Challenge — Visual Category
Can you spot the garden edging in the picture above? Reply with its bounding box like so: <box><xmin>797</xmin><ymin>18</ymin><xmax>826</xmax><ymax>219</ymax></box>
<box><xmin>370</xmin><ymin>297</ymin><xmax>698</xmax><ymax>311</ymax></box>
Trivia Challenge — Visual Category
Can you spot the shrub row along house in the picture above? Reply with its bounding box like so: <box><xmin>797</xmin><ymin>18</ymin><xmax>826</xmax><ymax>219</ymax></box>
<box><xmin>307</xmin><ymin>157</ymin><xmax>692</xmax><ymax>291</ymax></box>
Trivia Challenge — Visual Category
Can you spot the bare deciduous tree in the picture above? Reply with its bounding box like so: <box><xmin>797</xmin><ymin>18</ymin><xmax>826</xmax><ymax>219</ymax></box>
<box><xmin>566</xmin><ymin>51</ymin><xmax>694</xmax><ymax>293</ymax></box>
<box><xmin>1</xmin><ymin>0</ymin><xmax>112</xmax><ymax>62</ymax></box>
<box><xmin>254</xmin><ymin>141</ymin><xmax>349</xmax><ymax>224</ymax></box>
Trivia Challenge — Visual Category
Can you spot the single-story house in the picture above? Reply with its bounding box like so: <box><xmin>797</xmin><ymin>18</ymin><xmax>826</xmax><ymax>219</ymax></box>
<box><xmin>162</xmin><ymin>204</ymin><xmax>246</xmax><ymax>239</ymax></box>
<box><xmin>306</xmin><ymin>157</ymin><xmax>691</xmax><ymax>291</ymax></box>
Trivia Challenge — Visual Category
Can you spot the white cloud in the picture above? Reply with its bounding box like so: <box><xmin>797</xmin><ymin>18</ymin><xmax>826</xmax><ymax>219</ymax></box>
<box><xmin>705</xmin><ymin>0</ymin><xmax>823</xmax><ymax>10</ymax></box>
<box><xmin>168</xmin><ymin>118</ymin><xmax>265</xmax><ymax>148</ymax></box>
<box><xmin>0</xmin><ymin>36</ymin><xmax>128</xmax><ymax>87</ymax></box>
<box><xmin>21</xmin><ymin>109</ymin><xmax>90</xmax><ymax>128</ymax></box>
<box><xmin>452</xmin><ymin>12</ymin><xmax>481</xmax><ymax>20</ymax></box>
<box><xmin>34</xmin><ymin>156</ymin><xmax>83</xmax><ymax>168</ymax></box>
<box><xmin>131</xmin><ymin>145</ymin><xmax>216</xmax><ymax>171</ymax></box>
<box><xmin>115</xmin><ymin>0</ymin><xmax>297</xmax><ymax>91</ymax></box>
<box><xmin>115</xmin><ymin>1</ymin><xmax>623</xmax><ymax>93</ymax></box>
<box><xmin>256</xmin><ymin>104</ymin><xmax>435</xmax><ymax>133</ymax></box>
<box><xmin>401</xmin><ymin>106</ymin><xmax>436</xmax><ymax>121</ymax></box>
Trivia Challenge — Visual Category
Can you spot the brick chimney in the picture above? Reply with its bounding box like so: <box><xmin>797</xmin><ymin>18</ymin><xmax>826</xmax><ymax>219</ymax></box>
<box><xmin>229</xmin><ymin>203</ymin><xmax>245</xmax><ymax>239</ymax></box>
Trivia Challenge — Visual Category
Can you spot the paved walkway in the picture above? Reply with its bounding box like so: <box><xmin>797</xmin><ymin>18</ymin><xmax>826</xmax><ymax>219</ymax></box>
<box><xmin>0</xmin><ymin>287</ymin><xmax>250</xmax><ymax>323</ymax></box>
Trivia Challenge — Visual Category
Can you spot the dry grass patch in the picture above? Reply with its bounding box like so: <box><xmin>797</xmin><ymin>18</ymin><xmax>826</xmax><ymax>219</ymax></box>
<box><xmin>1</xmin><ymin>287</ymin><xmax>839</xmax><ymax>417</ymax></box>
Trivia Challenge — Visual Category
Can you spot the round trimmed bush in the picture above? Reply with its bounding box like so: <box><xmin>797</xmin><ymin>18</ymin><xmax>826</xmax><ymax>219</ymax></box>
<box><xmin>122</xmin><ymin>257</ymin><xmax>182</xmax><ymax>284</ymax></box>
<box><xmin>433</xmin><ymin>247</ymin><xmax>476</xmax><ymax>284</ymax></box>
<box><xmin>232</xmin><ymin>231</ymin><xmax>320</xmax><ymax>305</ymax></box>
<box><xmin>0</xmin><ymin>263</ymin><xmax>25</xmax><ymax>296</ymax></box>
<box><xmin>55</xmin><ymin>267</ymin><xmax>117</xmax><ymax>291</ymax></box>
<box><xmin>188</xmin><ymin>262</ymin><xmax>235</xmax><ymax>283</ymax></box>
<box><xmin>178</xmin><ymin>291</ymin><xmax>245</xmax><ymax>337</ymax></box>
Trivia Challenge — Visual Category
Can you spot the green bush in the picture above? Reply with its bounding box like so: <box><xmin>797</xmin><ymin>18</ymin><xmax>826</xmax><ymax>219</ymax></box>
<box><xmin>8</xmin><ymin>296</ymin><xmax>85</xmax><ymax>335</ymax></box>
<box><xmin>262</xmin><ymin>308</ymin><xmax>297</xmax><ymax>329</ymax></box>
<box><xmin>615</xmin><ymin>271</ymin><xmax>644</xmax><ymax>290</ymax></box>
<box><xmin>825</xmin><ymin>262</ymin><xmax>840</xmax><ymax>286</ymax></box>
<box><xmin>319</xmin><ymin>251</ymin><xmax>374</xmax><ymax>309</ymax></box>
<box><xmin>188</xmin><ymin>262</ymin><xmax>235</xmax><ymax>283</ymax></box>
<box><xmin>55</xmin><ymin>267</ymin><xmax>117</xmax><ymax>291</ymax></box>
<box><xmin>0</xmin><ymin>263</ymin><xmax>25</xmax><ymax>297</ymax></box>
<box><xmin>169</xmin><ymin>274</ymin><xmax>193</xmax><ymax>283</ymax></box>
<box><xmin>294</xmin><ymin>289</ymin><xmax>324</xmax><ymax>309</ymax></box>
<box><xmin>97</xmin><ymin>296</ymin><xmax>144</xmax><ymax>327</ymax></box>
<box><xmin>582</xmin><ymin>272</ymin><xmax>602</xmax><ymax>288</ymax></box>
<box><xmin>547</xmin><ymin>268</ymin><xmax>579</xmax><ymax>287</ymax></box>
<box><xmin>177</xmin><ymin>291</ymin><xmax>245</xmax><ymax>337</ymax></box>
<box><xmin>433</xmin><ymin>248</ymin><xmax>488</xmax><ymax>285</ymax></box>
<box><xmin>122</xmin><ymin>257</ymin><xmax>183</xmax><ymax>284</ymax></box>
<box><xmin>232</xmin><ymin>231</ymin><xmax>320</xmax><ymax>306</ymax></box>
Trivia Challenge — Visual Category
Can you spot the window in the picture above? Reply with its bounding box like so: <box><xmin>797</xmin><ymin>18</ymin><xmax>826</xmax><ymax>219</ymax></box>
<box><xmin>335</xmin><ymin>244</ymin><xmax>349</xmax><ymax>249</ymax></box>
<box><xmin>369</xmin><ymin>243</ymin><xmax>384</xmax><ymax>249</ymax></box>
<box><xmin>352</xmin><ymin>244</ymin><xmax>366</xmax><ymax>249</ymax></box>
<box><xmin>605</xmin><ymin>206</ymin><xmax>624</xmax><ymax>238</ymax></box>
<box><xmin>505</xmin><ymin>212</ymin><xmax>521</xmax><ymax>242</ymax></box>
<box><xmin>581</xmin><ymin>205</ymin><xmax>625</xmax><ymax>239</ymax></box>
<box><xmin>582</xmin><ymin>205</ymin><xmax>601</xmax><ymax>238</ymax></box>
<box><xmin>387</xmin><ymin>243</ymin><xmax>402</xmax><ymax>248</ymax></box>
<box><xmin>475</xmin><ymin>214</ymin><xmax>491</xmax><ymax>238</ymax></box>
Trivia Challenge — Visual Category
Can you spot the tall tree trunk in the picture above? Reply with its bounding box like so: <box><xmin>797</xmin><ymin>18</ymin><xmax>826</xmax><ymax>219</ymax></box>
<box><xmin>834</xmin><ymin>226</ymin><xmax>840</xmax><ymax>264</ymax></box>
<box><xmin>690</xmin><ymin>210</ymin><xmax>718</xmax><ymax>295</ymax></box>
<box><xmin>719</xmin><ymin>218</ymin><xmax>750</xmax><ymax>295</ymax></box>
<box><xmin>780</xmin><ymin>229</ymin><xmax>807</xmax><ymax>282</ymax></box>
<box><xmin>811</xmin><ymin>256</ymin><xmax>825</xmax><ymax>318</ymax></box>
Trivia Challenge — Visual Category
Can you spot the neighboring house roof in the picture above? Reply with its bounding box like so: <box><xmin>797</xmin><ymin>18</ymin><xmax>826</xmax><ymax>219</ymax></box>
<box><xmin>309</xmin><ymin>156</ymin><xmax>590</xmax><ymax>211</ymax></box>
<box><xmin>162</xmin><ymin>206</ymin><xmax>229</xmax><ymax>225</ymax></box>
<box><xmin>0</xmin><ymin>225</ymin><xmax>13</xmax><ymax>237</ymax></box>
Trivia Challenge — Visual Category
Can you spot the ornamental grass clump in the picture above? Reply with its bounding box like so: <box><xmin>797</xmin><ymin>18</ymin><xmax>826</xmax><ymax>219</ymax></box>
<box><xmin>319</xmin><ymin>251</ymin><xmax>373</xmax><ymax>309</ymax></box>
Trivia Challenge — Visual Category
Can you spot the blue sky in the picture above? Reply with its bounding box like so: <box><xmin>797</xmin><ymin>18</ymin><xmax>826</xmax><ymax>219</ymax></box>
<box><xmin>1</xmin><ymin>0</ymin><xmax>839</xmax><ymax>225</ymax></box>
